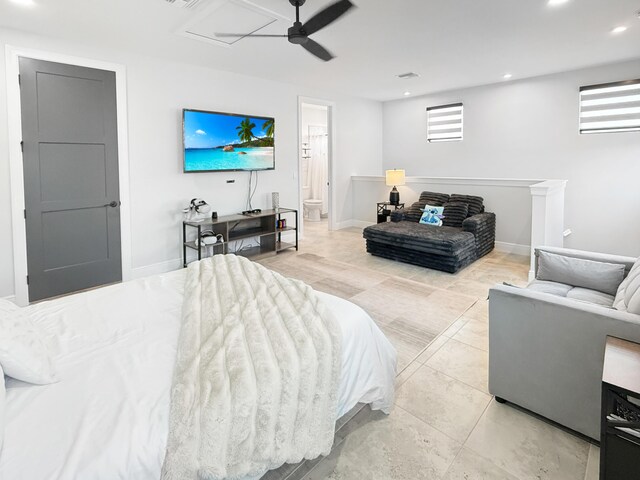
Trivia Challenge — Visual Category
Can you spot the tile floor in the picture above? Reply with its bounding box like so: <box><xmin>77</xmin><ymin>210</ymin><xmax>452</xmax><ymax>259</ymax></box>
<box><xmin>266</xmin><ymin>219</ymin><xmax>599</xmax><ymax>480</ymax></box>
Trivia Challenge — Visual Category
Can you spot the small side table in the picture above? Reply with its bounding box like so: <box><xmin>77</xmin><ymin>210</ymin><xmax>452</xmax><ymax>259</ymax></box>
<box><xmin>600</xmin><ymin>336</ymin><xmax>640</xmax><ymax>479</ymax></box>
<box><xmin>377</xmin><ymin>202</ymin><xmax>404</xmax><ymax>223</ymax></box>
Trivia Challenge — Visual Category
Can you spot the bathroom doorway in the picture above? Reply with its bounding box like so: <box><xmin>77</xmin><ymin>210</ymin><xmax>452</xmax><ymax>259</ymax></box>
<box><xmin>298</xmin><ymin>98</ymin><xmax>334</xmax><ymax>235</ymax></box>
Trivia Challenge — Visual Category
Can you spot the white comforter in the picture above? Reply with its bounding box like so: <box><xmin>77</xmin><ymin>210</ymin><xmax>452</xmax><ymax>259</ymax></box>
<box><xmin>162</xmin><ymin>256</ymin><xmax>342</xmax><ymax>480</ymax></box>
<box><xmin>0</xmin><ymin>268</ymin><xmax>396</xmax><ymax>480</ymax></box>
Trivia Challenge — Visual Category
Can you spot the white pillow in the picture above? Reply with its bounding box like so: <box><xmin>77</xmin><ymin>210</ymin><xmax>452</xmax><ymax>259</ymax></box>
<box><xmin>625</xmin><ymin>274</ymin><xmax>640</xmax><ymax>315</ymax></box>
<box><xmin>0</xmin><ymin>309</ymin><xmax>58</xmax><ymax>385</ymax></box>
<box><xmin>0</xmin><ymin>364</ymin><xmax>5</xmax><ymax>453</ymax></box>
<box><xmin>614</xmin><ymin>258</ymin><xmax>640</xmax><ymax>311</ymax></box>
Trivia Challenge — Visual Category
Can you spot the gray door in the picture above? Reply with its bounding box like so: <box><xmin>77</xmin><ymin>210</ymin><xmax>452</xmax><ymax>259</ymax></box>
<box><xmin>19</xmin><ymin>58</ymin><xmax>122</xmax><ymax>302</ymax></box>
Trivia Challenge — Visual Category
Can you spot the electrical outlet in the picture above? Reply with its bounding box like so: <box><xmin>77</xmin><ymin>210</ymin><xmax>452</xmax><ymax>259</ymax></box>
<box><xmin>563</xmin><ymin>229</ymin><xmax>572</xmax><ymax>237</ymax></box>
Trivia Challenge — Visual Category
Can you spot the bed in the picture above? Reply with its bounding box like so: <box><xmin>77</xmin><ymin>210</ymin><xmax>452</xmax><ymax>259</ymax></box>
<box><xmin>0</xmin><ymin>266</ymin><xmax>396</xmax><ymax>480</ymax></box>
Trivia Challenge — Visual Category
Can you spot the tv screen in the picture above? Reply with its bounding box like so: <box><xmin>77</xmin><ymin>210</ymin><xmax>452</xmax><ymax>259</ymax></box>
<box><xmin>183</xmin><ymin>109</ymin><xmax>275</xmax><ymax>172</ymax></box>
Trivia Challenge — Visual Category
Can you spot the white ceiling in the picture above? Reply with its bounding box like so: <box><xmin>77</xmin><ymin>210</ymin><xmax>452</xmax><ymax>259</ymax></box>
<box><xmin>1</xmin><ymin>0</ymin><xmax>639</xmax><ymax>101</ymax></box>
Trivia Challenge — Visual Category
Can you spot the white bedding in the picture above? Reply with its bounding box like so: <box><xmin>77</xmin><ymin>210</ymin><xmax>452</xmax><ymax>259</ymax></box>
<box><xmin>0</xmin><ymin>269</ymin><xmax>396</xmax><ymax>480</ymax></box>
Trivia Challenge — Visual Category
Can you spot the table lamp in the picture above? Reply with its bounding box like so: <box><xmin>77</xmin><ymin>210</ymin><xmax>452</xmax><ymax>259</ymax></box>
<box><xmin>385</xmin><ymin>169</ymin><xmax>405</xmax><ymax>205</ymax></box>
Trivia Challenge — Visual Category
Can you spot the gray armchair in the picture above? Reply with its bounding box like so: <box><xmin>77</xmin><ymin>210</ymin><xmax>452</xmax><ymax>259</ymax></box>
<box><xmin>488</xmin><ymin>246</ymin><xmax>640</xmax><ymax>440</ymax></box>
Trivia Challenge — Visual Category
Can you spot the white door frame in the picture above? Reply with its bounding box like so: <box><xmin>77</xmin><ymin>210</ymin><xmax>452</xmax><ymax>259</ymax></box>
<box><xmin>297</xmin><ymin>96</ymin><xmax>337</xmax><ymax>234</ymax></box>
<box><xmin>5</xmin><ymin>45</ymin><xmax>132</xmax><ymax>306</ymax></box>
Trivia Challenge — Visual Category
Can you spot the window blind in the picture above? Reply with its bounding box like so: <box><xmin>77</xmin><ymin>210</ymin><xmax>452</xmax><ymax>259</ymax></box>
<box><xmin>427</xmin><ymin>103</ymin><xmax>463</xmax><ymax>142</ymax></box>
<box><xmin>579</xmin><ymin>79</ymin><xmax>640</xmax><ymax>134</ymax></box>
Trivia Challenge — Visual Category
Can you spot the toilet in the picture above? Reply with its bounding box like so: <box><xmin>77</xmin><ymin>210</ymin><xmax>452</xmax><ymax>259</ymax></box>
<box><xmin>303</xmin><ymin>199</ymin><xmax>323</xmax><ymax>221</ymax></box>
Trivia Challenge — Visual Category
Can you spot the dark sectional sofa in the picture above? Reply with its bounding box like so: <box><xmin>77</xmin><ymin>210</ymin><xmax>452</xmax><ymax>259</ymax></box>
<box><xmin>363</xmin><ymin>191</ymin><xmax>496</xmax><ymax>273</ymax></box>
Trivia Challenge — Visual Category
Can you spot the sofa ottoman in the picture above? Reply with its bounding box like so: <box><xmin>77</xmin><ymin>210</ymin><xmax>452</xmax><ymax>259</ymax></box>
<box><xmin>363</xmin><ymin>221</ymin><xmax>477</xmax><ymax>273</ymax></box>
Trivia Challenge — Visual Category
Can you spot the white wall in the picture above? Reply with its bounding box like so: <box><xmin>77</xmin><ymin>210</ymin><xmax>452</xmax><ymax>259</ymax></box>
<box><xmin>0</xmin><ymin>28</ymin><xmax>383</xmax><ymax>298</ymax></box>
<box><xmin>383</xmin><ymin>60</ymin><xmax>640</xmax><ymax>257</ymax></box>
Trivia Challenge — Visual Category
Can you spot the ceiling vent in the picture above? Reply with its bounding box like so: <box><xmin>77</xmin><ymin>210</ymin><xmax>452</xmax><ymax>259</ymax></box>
<box><xmin>166</xmin><ymin>0</ymin><xmax>203</xmax><ymax>9</ymax></box>
<box><xmin>397</xmin><ymin>72</ymin><xmax>420</xmax><ymax>79</ymax></box>
<box><xmin>177</xmin><ymin>0</ymin><xmax>289</xmax><ymax>47</ymax></box>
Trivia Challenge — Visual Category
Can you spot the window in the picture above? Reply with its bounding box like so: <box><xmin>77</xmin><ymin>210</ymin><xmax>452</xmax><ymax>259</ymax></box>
<box><xmin>427</xmin><ymin>103</ymin><xmax>463</xmax><ymax>142</ymax></box>
<box><xmin>579</xmin><ymin>79</ymin><xmax>640</xmax><ymax>134</ymax></box>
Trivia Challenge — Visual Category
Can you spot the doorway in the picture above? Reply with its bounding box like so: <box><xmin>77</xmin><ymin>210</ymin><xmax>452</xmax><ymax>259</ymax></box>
<box><xmin>7</xmin><ymin>47</ymin><xmax>132</xmax><ymax>306</ymax></box>
<box><xmin>299</xmin><ymin>99</ymin><xmax>332</xmax><ymax>236</ymax></box>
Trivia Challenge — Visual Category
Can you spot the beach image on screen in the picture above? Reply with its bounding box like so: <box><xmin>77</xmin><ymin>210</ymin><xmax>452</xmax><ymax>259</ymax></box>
<box><xmin>184</xmin><ymin>110</ymin><xmax>275</xmax><ymax>172</ymax></box>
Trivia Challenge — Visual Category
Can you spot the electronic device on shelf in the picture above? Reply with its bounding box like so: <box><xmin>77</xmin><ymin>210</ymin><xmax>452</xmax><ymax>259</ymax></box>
<box><xmin>242</xmin><ymin>209</ymin><xmax>262</xmax><ymax>215</ymax></box>
<box><xmin>195</xmin><ymin>231</ymin><xmax>224</xmax><ymax>247</ymax></box>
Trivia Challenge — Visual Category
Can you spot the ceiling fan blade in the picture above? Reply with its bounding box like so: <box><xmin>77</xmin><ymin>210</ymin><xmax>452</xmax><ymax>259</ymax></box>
<box><xmin>301</xmin><ymin>38</ymin><xmax>334</xmax><ymax>62</ymax></box>
<box><xmin>215</xmin><ymin>33</ymin><xmax>287</xmax><ymax>37</ymax></box>
<box><xmin>302</xmin><ymin>0</ymin><xmax>354</xmax><ymax>35</ymax></box>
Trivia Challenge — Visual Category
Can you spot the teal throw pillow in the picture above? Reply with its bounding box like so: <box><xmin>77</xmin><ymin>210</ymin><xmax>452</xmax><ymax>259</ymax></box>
<box><xmin>419</xmin><ymin>205</ymin><xmax>444</xmax><ymax>226</ymax></box>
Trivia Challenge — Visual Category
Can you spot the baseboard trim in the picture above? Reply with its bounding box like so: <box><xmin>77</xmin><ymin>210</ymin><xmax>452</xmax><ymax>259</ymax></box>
<box><xmin>1</xmin><ymin>295</ymin><xmax>16</xmax><ymax>304</ymax></box>
<box><xmin>131</xmin><ymin>258</ymin><xmax>182</xmax><ymax>279</ymax></box>
<box><xmin>494</xmin><ymin>241</ymin><xmax>531</xmax><ymax>257</ymax></box>
<box><xmin>334</xmin><ymin>220</ymin><xmax>353</xmax><ymax>229</ymax></box>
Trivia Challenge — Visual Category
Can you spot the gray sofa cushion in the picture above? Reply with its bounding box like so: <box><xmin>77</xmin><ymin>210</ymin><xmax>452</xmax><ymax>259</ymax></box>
<box><xmin>403</xmin><ymin>202</ymin><xmax>424</xmax><ymax>222</ymax></box>
<box><xmin>419</xmin><ymin>191</ymin><xmax>450</xmax><ymax>206</ymax></box>
<box><xmin>450</xmin><ymin>194</ymin><xmax>484</xmax><ymax>217</ymax></box>
<box><xmin>527</xmin><ymin>280</ymin><xmax>573</xmax><ymax>297</ymax></box>
<box><xmin>537</xmin><ymin>250</ymin><xmax>625</xmax><ymax>296</ymax></box>
<box><xmin>526</xmin><ymin>280</ymin><xmax>615</xmax><ymax>307</ymax></box>
<box><xmin>442</xmin><ymin>202</ymin><xmax>469</xmax><ymax>228</ymax></box>
<box><xmin>566</xmin><ymin>288</ymin><xmax>615</xmax><ymax>307</ymax></box>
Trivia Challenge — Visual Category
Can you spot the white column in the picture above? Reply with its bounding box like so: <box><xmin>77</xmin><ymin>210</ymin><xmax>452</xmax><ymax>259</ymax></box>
<box><xmin>529</xmin><ymin>180</ymin><xmax>568</xmax><ymax>281</ymax></box>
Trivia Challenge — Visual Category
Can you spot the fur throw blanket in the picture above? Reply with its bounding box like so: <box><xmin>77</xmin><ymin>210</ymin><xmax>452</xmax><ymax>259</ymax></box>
<box><xmin>161</xmin><ymin>255</ymin><xmax>342</xmax><ymax>480</ymax></box>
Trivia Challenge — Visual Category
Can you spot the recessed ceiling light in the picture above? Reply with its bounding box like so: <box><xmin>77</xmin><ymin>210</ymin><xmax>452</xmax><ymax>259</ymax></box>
<box><xmin>503</xmin><ymin>73</ymin><xmax>513</xmax><ymax>80</ymax></box>
<box><xmin>547</xmin><ymin>0</ymin><xmax>569</xmax><ymax>6</ymax></box>
<box><xmin>611</xmin><ymin>26</ymin><xmax>628</xmax><ymax>34</ymax></box>
<box><xmin>403</xmin><ymin>91</ymin><xmax>411</xmax><ymax>96</ymax></box>
<box><xmin>9</xmin><ymin>0</ymin><xmax>36</xmax><ymax>6</ymax></box>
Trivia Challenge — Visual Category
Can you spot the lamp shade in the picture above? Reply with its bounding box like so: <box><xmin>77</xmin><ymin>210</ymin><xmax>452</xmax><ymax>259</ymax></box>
<box><xmin>385</xmin><ymin>169</ymin><xmax>406</xmax><ymax>187</ymax></box>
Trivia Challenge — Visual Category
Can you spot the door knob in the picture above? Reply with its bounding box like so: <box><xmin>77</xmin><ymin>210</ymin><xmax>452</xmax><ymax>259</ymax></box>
<box><xmin>105</xmin><ymin>201</ymin><xmax>119</xmax><ymax>208</ymax></box>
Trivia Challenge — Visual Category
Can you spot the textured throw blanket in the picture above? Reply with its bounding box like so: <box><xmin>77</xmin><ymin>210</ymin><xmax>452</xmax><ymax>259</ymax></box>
<box><xmin>161</xmin><ymin>255</ymin><xmax>342</xmax><ymax>480</ymax></box>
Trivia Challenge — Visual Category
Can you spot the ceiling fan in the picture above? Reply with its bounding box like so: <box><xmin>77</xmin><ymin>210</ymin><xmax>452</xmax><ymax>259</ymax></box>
<box><xmin>216</xmin><ymin>0</ymin><xmax>354</xmax><ymax>61</ymax></box>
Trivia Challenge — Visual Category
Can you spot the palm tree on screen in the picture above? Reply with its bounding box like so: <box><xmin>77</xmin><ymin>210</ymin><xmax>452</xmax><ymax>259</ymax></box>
<box><xmin>236</xmin><ymin>118</ymin><xmax>256</xmax><ymax>143</ymax></box>
<box><xmin>263</xmin><ymin>119</ymin><xmax>274</xmax><ymax>138</ymax></box>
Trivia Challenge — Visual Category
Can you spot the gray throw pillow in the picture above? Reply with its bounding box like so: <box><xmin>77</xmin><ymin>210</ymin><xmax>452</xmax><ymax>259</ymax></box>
<box><xmin>537</xmin><ymin>250</ymin><xmax>626</xmax><ymax>296</ymax></box>
<box><xmin>442</xmin><ymin>202</ymin><xmax>469</xmax><ymax>228</ymax></box>
<box><xmin>450</xmin><ymin>194</ymin><xmax>484</xmax><ymax>216</ymax></box>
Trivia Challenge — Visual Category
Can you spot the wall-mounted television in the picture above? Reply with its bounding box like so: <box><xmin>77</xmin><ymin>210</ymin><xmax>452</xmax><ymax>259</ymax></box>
<box><xmin>183</xmin><ymin>109</ymin><xmax>275</xmax><ymax>172</ymax></box>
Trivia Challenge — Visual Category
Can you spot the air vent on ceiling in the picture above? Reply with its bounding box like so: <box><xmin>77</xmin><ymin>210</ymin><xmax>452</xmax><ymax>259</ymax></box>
<box><xmin>166</xmin><ymin>0</ymin><xmax>202</xmax><ymax>9</ymax></box>
<box><xmin>178</xmin><ymin>0</ymin><xmax>288</xmax><ymax>47</ymax></box>
<box><xmin>397</xmin><ymin>72</ymin><xmax>420</xmax><ymax>79</ymax></box>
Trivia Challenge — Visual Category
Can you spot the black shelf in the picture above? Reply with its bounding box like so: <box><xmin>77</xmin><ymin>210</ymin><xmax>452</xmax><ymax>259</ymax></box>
<box><xmin>276</xmin><ymin>241</ymin><xmax>297</xmax><ymax>252</ymax></box>
<box><xmin>229</xmin><ymin>228</ymin><xmax>275</xmax><ymax>242</ymax></box>
<box><xmin>182</xmin><ymin>208</ymin><xmax>298</xmax><ymax>267</ymax></box>
<box><xmin>235</xmin><ymin>244</ymin><xmax>275</xmax><ymax>260</ymax></box>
